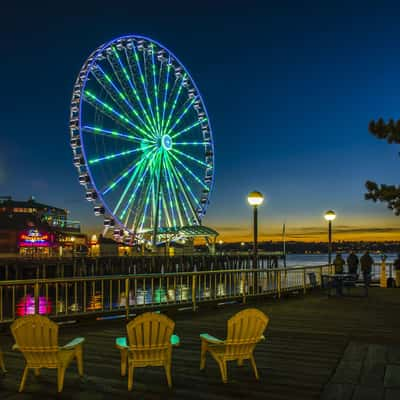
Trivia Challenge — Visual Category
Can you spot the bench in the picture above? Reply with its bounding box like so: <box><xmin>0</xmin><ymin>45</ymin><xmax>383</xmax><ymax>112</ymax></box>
<box><xmin>322</xmin><ymin>274</ymin><xmax>366</xmax><ymax>297</ymax></box>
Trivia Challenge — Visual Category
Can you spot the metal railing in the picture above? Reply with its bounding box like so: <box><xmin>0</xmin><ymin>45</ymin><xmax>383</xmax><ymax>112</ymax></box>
<box><xmin>0</xmin><ymin>264</ymin><xmax>334</xmax><ymax>324</ymax></box>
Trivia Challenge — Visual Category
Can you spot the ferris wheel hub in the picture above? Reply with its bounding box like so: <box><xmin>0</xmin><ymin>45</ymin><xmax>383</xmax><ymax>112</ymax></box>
<box><xmin>161</xmin><ymin>134</ymin><xmax>173</xmax><ymax>151</ymax></box>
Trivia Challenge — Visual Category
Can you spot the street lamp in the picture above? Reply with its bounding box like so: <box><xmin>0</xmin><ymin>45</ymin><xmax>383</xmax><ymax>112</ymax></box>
<box><xmin>247</xmin><ymin>191</ymin><xmax>264</xmax><ymax>264</ymax></box>
<box><xmin>324</xmin><ymin>210</ymin><xmax>336</xmax><ymax>265</ymax></box>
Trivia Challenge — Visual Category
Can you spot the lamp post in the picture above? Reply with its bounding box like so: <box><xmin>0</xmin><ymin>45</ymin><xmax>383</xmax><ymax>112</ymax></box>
<box><xmin>247</xmin><ymin>191</ymin><xmax>264</xmax><ymax>267</ymax></box>
<box><xmin>218</xmin><ymin>239</ymin><xmax>223</xmax><ymax>256</ymax></box>
<box><xmin>324</xmin><ymin>210</ymin><xmax>336</xmax><ymax>265</ymax></box>
<box><xmin>71</xmin><ymin>236</ymin><xmax>76</xmax><ymax>257</ymax></box>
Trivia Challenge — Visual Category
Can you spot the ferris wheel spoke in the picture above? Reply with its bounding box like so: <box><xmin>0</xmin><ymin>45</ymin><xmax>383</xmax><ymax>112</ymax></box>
<box><xmin>133</xmin><ymin>169</ymin><xmax>156</xmax><ymax>233</ymax></box>
<box><xmin>164</xmin><ymin>96</ymin><xmax>198</xmax><ymax>136</ymax></box>
<box><xmin>165</xmin><ymin>155</ymin><xmax>200</xmax><ymax>224</ymax></box>
<box><xmin>84</xmin><ymin>90</ymin><xmax>153</xmax><ymax>140</ymax></box>
<box><xmin>129</xmin><ymin>151</ymin><xmax>161</xmax><ymax>232</ymax></box>
<box><xmin>112</xmin><ymin>149</ymin><xmax>156</xmax><ymax>214</ymax></box>
<box><xmin>158</xmin><ymin>159</ymin><xmax>174</xmax><ymax>229</ymax></box>
<box><xmin>163</xmin><ymin>162</ymin><xmax>178</xmax><ymax>227</ymax></box>
<box><xmin>166</xmin><ymin>154</ymin><xmax>202</xmax><ymax>210</ymax></box>
<box><xmin>163</xmin><ymin>161</ymin><xmax>184</xmax><ymax>227</ymax></box>
<box><xmin>120</xmin><ymin>149</ymin><xmax>160</xmax><ymax>220</ymax></box>
<box><xmin>83</xmin><ymin>125</ymin><xmax>143</xmax><ymax>143</ymax></box>
<box><xmin>88</xmin><ymin>145</ymin><xmax>153</xmax><ymax>165</ymax></box>
<box><xmin>171</xmin><ymin>148</ymin><xmax>208</xmax><ymax>167</ymax></box>
<box><xmin>91</xmin><ymin>63</ymin><xmax>153</xmax><ymax>136</ymax></box>
<box><xmin>160</xmin><ymin>60</ymin><xmax>172</xmax><ymax>134</ymax></box>
<box><xmin>108</xmin><ymin>47</ymin><xmax>158</xmax><ymax>137</ymax></box>
<box><xmin>170</xmin><ymin>118</ymin><xmax>207</xmax><ymax>139</ymax></box>
<box><xmin>101</xmin><ymin>150</ymin><xmax>151</xmax><ymax>196</ymax></box>
<box><xmin>117</xmin><ymin>47</ymin><xmax>159</xmax><ymax>135</ymax></box>
<box><xmin>162</xmin><ymin>75</ymin><xmax>185</xmax><ymax>135</ymax></box>
<box><xmin>150</xmin><ymin>45</ymin><xmax>162</xmax><ymax>134</ymax></box>
<box><xmin>120</xmin><ymin>150</ymin><xmax>158</xmax><ymax>219</ymax></box>
<box><xmin>174</xmin><ymin>141</ymin><xmax>204</xmax><ymax>146</ymax></box>
<box><xmin>131</xmin><ymin>43</ymin><xmax>158</xmax><ymax>133</ymax></box>
<box><xmin>168</xmin><ymin>151</ymin><xmax>209</xmax><ymax>190</ymax></box>
<box><xmin>161</xmin><ymin>191</ymin><xmax>172</xmax><ymax>228</ymax></box>
<box><xmin>165</xmin><ymin>160</ymin><xmax>191</xmax><ymax>224</ymax></box>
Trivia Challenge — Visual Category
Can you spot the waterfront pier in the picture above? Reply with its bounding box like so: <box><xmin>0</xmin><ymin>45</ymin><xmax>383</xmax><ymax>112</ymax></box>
<box><xmin>1</xmin><ymin>288</ymin><xmax>399</xmax><ymax>399</ymax></box>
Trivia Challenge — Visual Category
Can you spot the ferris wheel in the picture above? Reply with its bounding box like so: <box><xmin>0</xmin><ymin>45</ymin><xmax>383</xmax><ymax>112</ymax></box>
<box><xmin>69</xmin><ymin>35</ymin><xmax>214</xmax><ymax>244</ymax></box>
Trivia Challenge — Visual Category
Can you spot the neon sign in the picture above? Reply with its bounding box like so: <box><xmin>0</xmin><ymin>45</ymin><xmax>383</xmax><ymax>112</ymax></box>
<box><xmin>19</xmin><ymin>229</ymin><xmax>53</xmax><ymax>247</ymax></box>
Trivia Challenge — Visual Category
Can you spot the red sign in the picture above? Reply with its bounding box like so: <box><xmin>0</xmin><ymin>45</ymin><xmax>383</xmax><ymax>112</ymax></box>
<box><xmin>18</xmin><ymin>229</ymin><xmax>54</xmax><ymax>247</ymax></box>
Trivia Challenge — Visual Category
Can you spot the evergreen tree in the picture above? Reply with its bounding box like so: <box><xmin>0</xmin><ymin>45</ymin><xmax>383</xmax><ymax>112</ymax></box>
<box><xmin>365</xmin><ymin>118</ymin><xmax>400</xmax><ymax>215</ymax></box>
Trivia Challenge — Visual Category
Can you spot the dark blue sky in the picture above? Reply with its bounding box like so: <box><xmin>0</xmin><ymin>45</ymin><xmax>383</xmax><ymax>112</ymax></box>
<box><xmin>1</xmin><ymin>1</ymin><xmax>400</xmax><ymax>241</ymax></box>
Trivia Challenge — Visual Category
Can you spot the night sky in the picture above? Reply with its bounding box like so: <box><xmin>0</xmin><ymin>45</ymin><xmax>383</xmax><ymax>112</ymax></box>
<box><xmin>1</xmin><ymin>1</ymin><xmax>400</xmax><ymax>242</ymax></box>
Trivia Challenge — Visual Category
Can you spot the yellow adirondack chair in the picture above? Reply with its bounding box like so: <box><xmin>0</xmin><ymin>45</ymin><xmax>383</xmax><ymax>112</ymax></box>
<box><xmin>115</xmin><ymin>312</ymin><xmax>180</xmax><ymax>391</ymax></box>
<box><xmin>0</xmin><ymin>346</ymin><xmax>6</xmax><ymax>373</ymax></box>
<box><xmin>200</xmin><ymin>308</ymin><xmax>269</xmax><ymax>383</ymax></box>
<box><xmin>11</xmin><ymin>315</ymin><xmax>85</xmax><ymax>392</ymax></box>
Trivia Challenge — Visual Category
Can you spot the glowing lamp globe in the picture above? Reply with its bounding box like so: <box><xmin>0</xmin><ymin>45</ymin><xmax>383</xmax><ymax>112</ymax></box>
<box><xmin>324</xmin><ymin>210</ymin><xmax>336</xmax><ymax>221</ymax></box>
<box><xmin>247</xmin><ymin>191</ymin><xmax>264</xmax><ymax>207</ymax></box>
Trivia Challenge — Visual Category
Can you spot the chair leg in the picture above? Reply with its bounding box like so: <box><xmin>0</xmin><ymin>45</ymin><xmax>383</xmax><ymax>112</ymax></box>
<box><xmin>34</xmin><ymin>368</ymin><xmax>41</xmax><ymax>377</ymax></box>
<box><xmin>120</xmin><ymin>349</ymin><xmax>128</xmax><ymax>377</ymax></box>
<box><xmin>250</xmin><ymin>355</ymin><xmax>259</xmax><ymax>380</ymax></box>
<box><xmin>200</xmin><ymin>341</ymin><xmax>207</xmax><ymax>370</ymax></box>
<box><xmin>218</xmin><ymin>360</ymin><xmax>228</xmax><ymax>383</ymax></box>
<box><xmin>0</xmin><ymin>353</ymin><xmax>6</xmax><ymax>373</ymax></box>
<box><xmin>164</xmin><ymin>363</ymin><xmax>172</xmax><ymax>389</ymax></box>
<box><xmin>57</xmin><ymin>367</ymin><xmax>66</xmax><ymax>392</ymax></box>
<box><xmin>128</xmin><ymin>364</ymin><xmax>135</xmax><ymax>391</ymax></box>
<box><xmin>75</xmin><ymin>345</ymin><xmax>84</xmax><ymax>376</ymax></box>
<box><xmin>19</xmin><ymin>366</ymin><xmax>29</xmax><ymax>392</ymax></box>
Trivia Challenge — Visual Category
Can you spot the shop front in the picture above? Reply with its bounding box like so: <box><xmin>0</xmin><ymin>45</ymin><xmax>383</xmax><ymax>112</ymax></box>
<box><xmin>18</xmin><ymin>228</ymin><xmax>55</xmax><ymax>256</ymax></box>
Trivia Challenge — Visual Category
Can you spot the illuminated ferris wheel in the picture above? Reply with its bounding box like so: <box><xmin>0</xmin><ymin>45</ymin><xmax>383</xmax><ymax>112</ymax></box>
<box><xmin>69</xmin><ymin>35</ymin><xmax>214</xmax><ymax>244</ymax></box>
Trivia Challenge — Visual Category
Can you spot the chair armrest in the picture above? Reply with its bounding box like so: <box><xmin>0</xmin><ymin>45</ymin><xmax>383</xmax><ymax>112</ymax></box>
<box><xmin>171</xmin><ymin>334</ymin><xmax>180</xmax><ymax>346</ymax></box>
<box><xmin>200</xmin><ymin>333</ymin><xmax>224</xmax><ymax>344</ymax></box>
<box><xmin>115</xmin><ymin>337</ymin><xmax>128</xmax><ymax>349</ymax></box>
<box><xmin>61</xmin><ymin>337</ymin><xmax>85</xmax><ymax>350</ymax></box>
<box><xmin>12</xmin><ymin>344</ymin><xmax>19</xmax><ymax>351</ymax></box>
<box><xmin>260</xmin><ymin>335</ymin><xmax>265</xmax><ymax>341</ymax></box>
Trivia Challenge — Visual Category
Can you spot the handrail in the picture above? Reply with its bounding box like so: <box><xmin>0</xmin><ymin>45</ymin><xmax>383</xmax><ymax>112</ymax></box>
<box><xmin>0</xmin><ymin>264</ymin><xmax>330</xmax><ymax>286</ymax></box>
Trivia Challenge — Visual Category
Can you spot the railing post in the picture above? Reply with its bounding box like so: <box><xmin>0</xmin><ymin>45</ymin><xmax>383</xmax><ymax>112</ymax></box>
<box><xmin>319</xmin><ymin>266</ymin><xmax>323</xmax><ymax>288</ymax></box>
<box><xmin>34</xmin><ymin>280</ymin><xmax>40</xmax><ymax>315</ymax></box>
<box><xmin>241</xmin><ymin>272</ymin><xmax>247</xmax><ymax>304</ymax></box>
<box><xmin>192</xmin><ymin>274</ymin><xmax>197</xmax><ymax>311</ymax></box>
<box><xmin>303</xmin><ymin>269</ymin><xmax>307</xmax><ymax>294</ymax></box>
<box><xmin>277</xmin><ymin>270</ymin><xmax>281</xmax><ymax>299</ymax></box>
<box><xmin>380</xmin><ymin>259</ymin><xmax>387</xmax><ymax>288</ymax></box>
<box><xmin>125</xmin><ymin>277</ymin><xmax>130</xmax><ymax>320</ymax></box>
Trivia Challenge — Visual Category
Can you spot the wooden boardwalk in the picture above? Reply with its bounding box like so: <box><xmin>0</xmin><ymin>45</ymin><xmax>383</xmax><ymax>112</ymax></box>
<box><xmin>1</xmin><ymin>288</ymin><xmax>400</xmax><ymax>399</ymax></box>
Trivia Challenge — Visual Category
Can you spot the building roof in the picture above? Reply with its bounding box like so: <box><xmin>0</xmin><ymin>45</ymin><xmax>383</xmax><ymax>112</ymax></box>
<box><xmin>157</xmin><ymin>225</ymin><xmax>219</xmax><ymax>238</ymax></box>
<box><xmin>0</xmin><ymin>196</ymin><xmax>66</xmax><ymax>213</ymax></box>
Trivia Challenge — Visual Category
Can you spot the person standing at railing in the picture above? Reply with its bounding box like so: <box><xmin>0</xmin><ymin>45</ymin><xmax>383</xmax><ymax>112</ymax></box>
<box><xmin>360</xmin><ymin>251</ymin><xmax>374</xmax><ymax>290</ymax></box>
<box><xmin>347</xmin><ymin>251</ymin><xmax>359</xmax><ymax>276</ymax></box>
<box><xmin>333</xmin><ymin>254</ymin><xmax>345</xmax><ymax>274</ymax></box>
<box><xmin>394</xmin><ymin>254</ymin><xmax>400</xmax><ymax>288</ymax></box>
